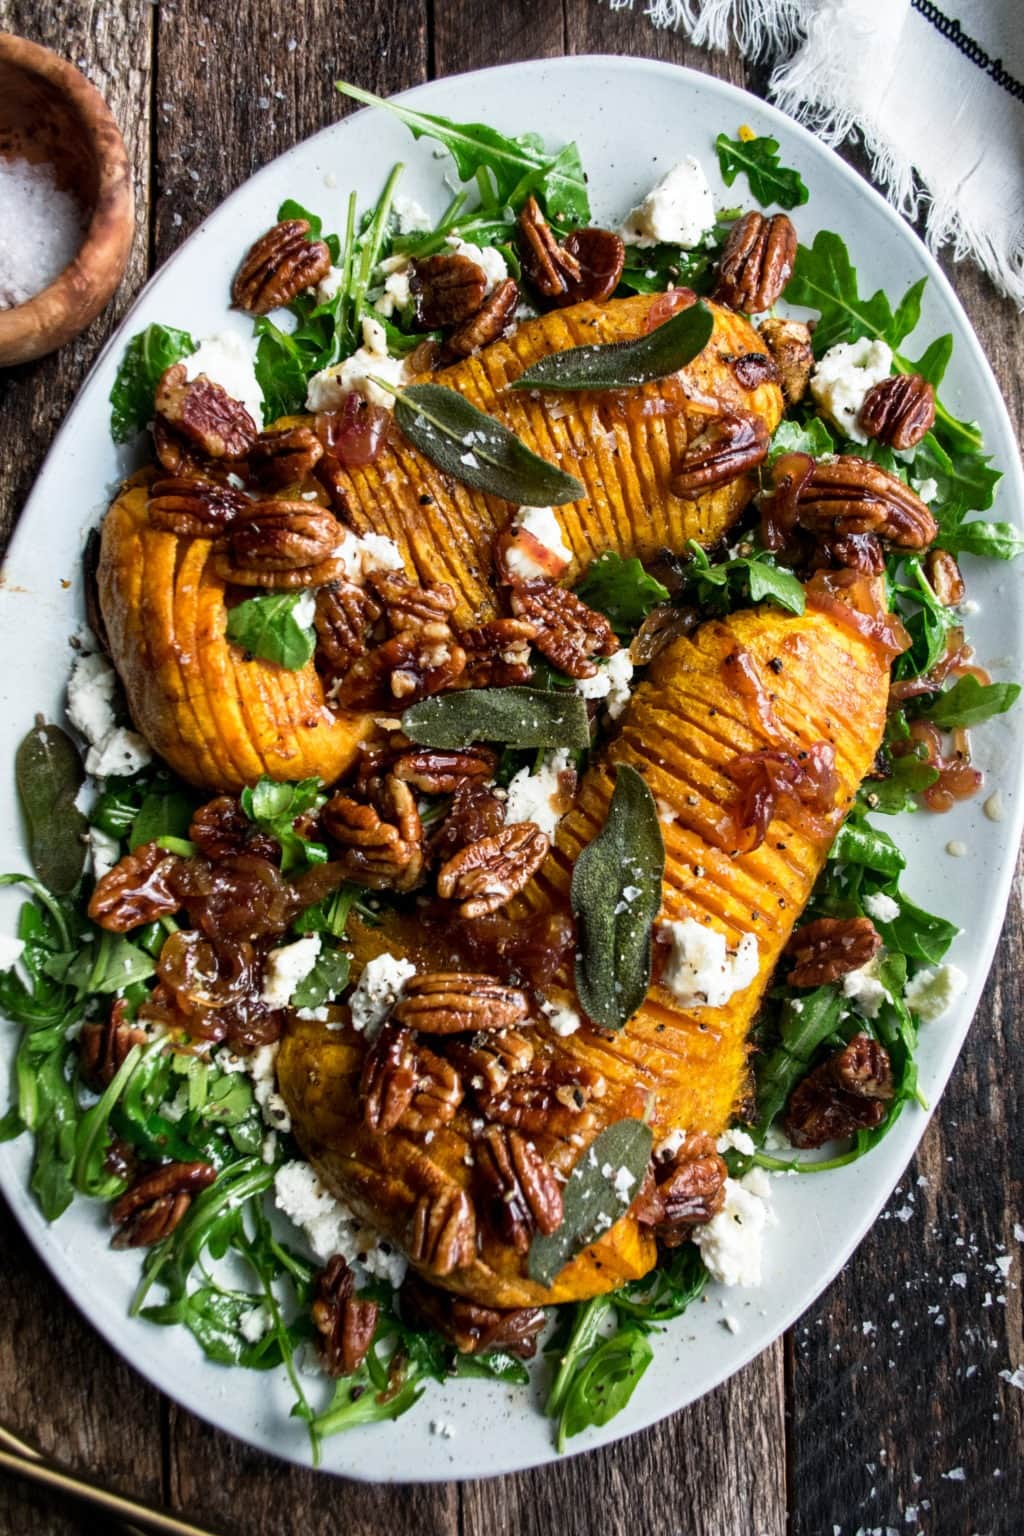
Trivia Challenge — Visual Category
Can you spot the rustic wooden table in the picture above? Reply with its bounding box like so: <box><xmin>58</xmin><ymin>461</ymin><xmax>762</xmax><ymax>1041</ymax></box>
<box><xmin>0</xmin><ymin>3</ymin><xmax>1021</xmax><ymax>1532</ymax></box>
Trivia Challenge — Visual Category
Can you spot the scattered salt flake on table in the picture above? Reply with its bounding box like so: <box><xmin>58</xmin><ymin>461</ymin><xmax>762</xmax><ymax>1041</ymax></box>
<box><xmin>995</xmin><ymin>1253</ymin><xmax>1013</xmax><ymax>1278</ymax></box>
<box><xmin>941</xmin><ymin>1467</ymin><xmax>966</xmax><ymax>1481</ymax></box>
<box><xmin>0</xmin><ymin>156</ymin><xmax>85</xmax><ymax>309</ymax></box>
<box><xmin>951</xmin><ymin>1272</ymin><xmax>967</xmax><ymax>1287</ymax></box>
<box><xmin>999</xmin><ymin>1366</ymin><xmax>1024</xmax><ymax>1390</ymax></box>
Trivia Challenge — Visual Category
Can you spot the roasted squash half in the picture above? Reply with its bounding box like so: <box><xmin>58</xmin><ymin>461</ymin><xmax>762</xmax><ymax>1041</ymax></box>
<box><xmin>96</xmin><ymin>294</ymin><xmax>782</xmax><ymax>791</ymax></box>
<box><xmin>278</xmin><ymin>594</ymin><xmax>892</xmax><ymax>1309</ymax></box>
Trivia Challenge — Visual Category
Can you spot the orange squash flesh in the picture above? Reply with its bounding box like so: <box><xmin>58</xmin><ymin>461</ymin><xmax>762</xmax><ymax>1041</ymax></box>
<box><xmin>278</xmin><ymin>598</ymin><xmax>891</xmax><ymax>1308</ymax></box>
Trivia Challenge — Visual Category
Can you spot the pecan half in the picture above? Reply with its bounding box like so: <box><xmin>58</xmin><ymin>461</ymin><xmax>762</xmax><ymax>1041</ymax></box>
<box><xmin>475</xmin><ymin>1060</ymin><xmax>605</xmax><ymax>1140</ymax></box>
<box><xmin>509</xmin><ymin>580</ymin><xmax>618</xmax><ymax>680</ymax></box>
<box><xmin>223</xmin><ymin>504</ymin><xmax>342</xmax><ymax>573</ymax></box>
<box><xmin>248</xmin><ymin>425</ymin><xmax>324</xmax><ymax>490</ymax></box>
<box><xmin>925</xmin><ymin>548</ymin><xmax>966</xmax><ymax>608</ymax></box>
<box><xmin>729</xmin><ymin>352</ymin><xmax>779</xmax><ymax>390</ymax></box>
<box><xmin>147</xmin><ymin>475</ymin><xmax>249</xmax><ymax>538</ymax></box>
<box><xmin>764</xmin><ymin>452</ymin><xmax>938</xmax><ymax>550</ymax></box>
<box><xmin>393</xmin><ymin>746</ymin><xmax>498</xmax><ymax>796</ymax></box>
<box><xmin>785</xmin><ymin>916</ymin><xmax>882</xmax><ymax>988</ymax></box>
<box><xmin>437</xmin><ymin>823</ymin><xmax>550</xmax><ymax>919</ymax></box>
<box><xmin>714</xmin><ymin>210</ymin><xmax>797</xmax><ymax>314</ymax></box>
<box><xmin>635</xmin><ymin>1132</ymin><xmax>727</xmax><ymax>1247</ymax></box>
<box><xmin>372</xmin><ymin>571</ymin><xmax>458</xmax><ymax>634</ymax></box>
<box><xmin>323</xmin><ymin>775</ymin><xmax>424</xmax><ymax>892</ymax></box>
<box><xmin>859</xmin><ymin>373</ymin><xmax>936</xmax><ymax>450</ymax></box>
<box><xmin>475</xmin><ymin>1125</ymin><xmax>563</xmax><ymax>1253</ymax></box>
<box><xmin>314</xmin><ymin>580</ymin><xmax>383</xmax><ymax>683</ymax></box>
<box><xmin>457</xmin><ymin>618</ymin><xmax>537</xmax><ymax>688</ymax></box>
<box><xmin>155</xmin><ymin>363</ymin><xmax>257</xmax><ymax>460</ymax></box>
<box><xmin>401</xmin><ymin>1274</ymin><xmax>545</xmax><ymax>1358</ymax></box>
<box><xmin>411</xmin><ymin>253</ymin><xmax>488</xmax><ymax>328</ymax></box>
<box><xmin>79</xmin><ymin>999</ymin><xmax>148</xmax><ymax>1092</ymax></box>
<box><xmin>361</xmin><ymin>1022</ymin><xmax>418</xmax><ymax>1133</ymax></box>
<box><xmin>89</xmin><ymin>842</ymin><xmax>184</xmax><ymax>932</ymax></box>
<box><xmin>757</xmin><ymin>316</ymin><xmax>815</xmax><ymax>405</ymax></box>
<box><xmin>111</xmin><ymin>1160</ymin><xmax>216</xmax><ymax>1248</ymax></box>
<box><xmin>783</xmin><ymin>1034</ymin><xmax>894</xmax><ymax>1148</ymax></box>
<box><xmin>408</xmin><ymin>1163</ymin><xmax>476</xmax><ymax>1276</ymax></box>
<box><xmin>232</xmin><ymin>218</ymin><xmax>332</xmax><ymax>315</ymax></box>
<box><xmin>332</xmin><ymin>572</ymin><xmax>467</xmax><ymax>706</ymax></box>
<box><xmin>152</xmin><ymin>416</ymin><xmax>200</xmax><ymax>477</ymax></box>
<box><xmin>517</xmin><ymin>195</ymin><xmax>582</xmax><ymax>299</ymax></box>
<box><xmin>554</xmin><ymin>227</ymin><xmax>626</xmax><ymax>308</ymax></box>
<box><xmin>401</xmin><ymin>1043</ymin><xmax>464</xmax><ymax>1134</ymax></box>
<box><xmin>393</xmin><ymin>973</ymin><xmax>531</xmax><ymax>1035</ymax></box>
<box><xmin>441</xmin><ymin>1028</ymin><xmax>535</xmax><ymax>1095</ymax></box>
<box><xmin>670</xmin><ymin>411</ymin><xmax>770</xmax><ymax>498</ymax></box>
<box><xmin>447</xmin><ymin>278</ymin><xmax>519</xmax><ymax>357</ymax></box>
<box><xmin>813</xmin><ymin>531</ymin><xmax>886</xmax><ymax>575</ymax></box>
<box><xmin>311</xmin><ymin>1255</ymin><xmax>379</xmax><ymax>1376</ymax></box>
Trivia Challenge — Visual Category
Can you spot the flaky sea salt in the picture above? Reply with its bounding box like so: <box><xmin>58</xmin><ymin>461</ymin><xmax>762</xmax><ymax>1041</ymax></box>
<box><xmin>0</xmin><ymin>156</ymin><xmax>85</xmax><ymax>309</ymax></box>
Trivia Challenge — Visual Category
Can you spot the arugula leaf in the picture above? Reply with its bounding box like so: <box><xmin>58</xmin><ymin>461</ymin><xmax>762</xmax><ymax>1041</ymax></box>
<box><xmin>337</xmin><ymin>83</ymin><xmax>590</xmax><ymax>224</ymax></box>
<box><xmin>556</xmin><ymin>1328</ymin><xmax>653</xmax><ymax>1450</ymax></box>
<box><xmin>618</xmin><ymin>242</ymin><xmax>717</xmax><ymax>297</ymax></box>
<box><xmin>226</xmin><ymin>592</ymin><xmax>316</xmax><ymax>671</ymax></box>
<box><xmin>293</xmin><ymin>884</ymin><xmax>363</xmax><ymax>939</ymax></box>
<box><xmin>862</xmin><ymin>750</ymin><xmax>938</xmax><ymax>814</ymax></box>
<box><xmin>942</xmin><ymin>520</ymin><xmax>1024</xmax><ymax>561</ymax></box>
<box><xmin>787</xmin><ymin>232</ymin><xmax>900</xmax><ymax>356</ymax></box>
<box><xmin>613</xmin><ymin>1243</ymin><xmax>708</xmax><ymax>1323</ymax></box>
<box><xmin>873</xmin><ymin>895</ymin><xmax>958</xmax><ymax>967</ymax></box>
<box><xmin>574</xmin><ymin>553</ymin><xmax>669</xmax><ymax>638</ymax></box>
<box><xmin>110</xmin><ymin>324</ymin><xmax>196</xmax><ymax>442</ymax></box>
<box><xmin>291</xmin><ymin>945</ymin><xmax>350</xmax><ymax>1011</ymax></box>
<box><xmin>916</xmin><ymin>675</ymin><xmax>1021</xmax><ymax>729</ymax></box>
<box><xmin>830</xmin><ymin>816</ymin><xmax>906</xmax><ymax>877</ymax></box>
<box><xmin>685</xmin><ymin>542</ymin><xmax>805</xmax><ymax>616</ymax></box>
<box><xmin>130</xmin><ymin>788</ymin><xmax>198</xmax><ymax>850</ymax></box>
<box><xmin>240</xmin><ymin>776</ymin><xmax>327</xmax><ymax>874</ymax></box>
<box><xmin>768</xmin><ymin>416</ymin><xmax>835</xmax><ymax>462</ymax></box>
<box><xmin>752</xmin><ymin>986</ymin><xmax>844</xmax><ymax>1139</ymax></box>
<box><xmin>908</xmin><ymin>430</ymin><xmax>1006</xmax><ymax>556</ymax></box>
<box><xmin>253</xmin><ymin>317</ymin><xmax>316</xmax><ymax>422</ymax></box>
<box><xmin>715</xmin><ymin>131</ymin><xmax>809</xmax><ymax>209</ymax></box>
<box><xmin>277</xmin><ymin>198</ymin><xmax>342</xmax><ymax>263</ymax></box>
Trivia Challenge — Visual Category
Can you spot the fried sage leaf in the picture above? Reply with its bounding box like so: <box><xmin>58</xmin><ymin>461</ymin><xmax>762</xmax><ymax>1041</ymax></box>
<box><xmin>394</xmin><ymin>383</ymin><xmax>584</xmax><ymax>506</ymax></box>
<box><xmin>511</xmin><ymin>302</ymin><xmax>713</xmax><ymax>393</ymax></box>
<box><xmin>15</xmin><ymin>722</ymin><xmax>88</xmax><ymax>895</ymax></box>
<box><xmin>402</xmin><ymin>686</ymin><xmax>590</xmax><ymax>750</ymax></box>
<box><xmin>571</xmin><ymin>764</ymin><xmax>664</xmax><ymax>1030</ymax></box>
<box><xmin>528</xmin><ymin>1118</ymin><xmax>653</xmax><ymax>1287</ymax></box>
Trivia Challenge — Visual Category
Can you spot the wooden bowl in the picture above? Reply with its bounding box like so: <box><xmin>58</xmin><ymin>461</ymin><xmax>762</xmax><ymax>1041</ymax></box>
<box><xmin>0</xmin><ymin>33</ymin><xmax>134</xmax><ymax>366</ymax></box>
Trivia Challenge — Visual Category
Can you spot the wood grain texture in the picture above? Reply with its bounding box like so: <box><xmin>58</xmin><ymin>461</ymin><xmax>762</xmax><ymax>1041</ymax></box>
<box><xmin>0</xmin><ymin>0</ymin><xmax>1021</xmax><ymax>1531</ymax></box>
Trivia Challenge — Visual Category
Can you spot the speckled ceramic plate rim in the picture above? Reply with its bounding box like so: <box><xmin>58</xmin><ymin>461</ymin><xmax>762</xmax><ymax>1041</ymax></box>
<box><xmin>0</xmin><ymin>55</ymin><xmax>1021</xmax><ymax>1483</ymax></box>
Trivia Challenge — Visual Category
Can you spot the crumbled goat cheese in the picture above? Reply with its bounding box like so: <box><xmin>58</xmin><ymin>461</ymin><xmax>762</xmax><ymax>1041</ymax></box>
<box><xmin>184</xmin><ymin>330</ymin><xmax>264</xmax><ymax>429</ymax></box>
<box><xmin>842</xmin><ymin>956</ymin><xmax>889</xmax><ymax>1019</ymax></box>
<box><xmin>0</xmin><ymin>156</ymin><xmax>85</xmax><ymax>310</ymax></box>
<box><xmin>693</xmin><ymin>1172</ymin><xmax>774</xmax><ymax>1287</ymax></box>
<box><xmin>331</xmin><ymin>529</ymin><xmax>404</xmax><ymax>585</ymax></box>
<box><xmin>247</xmin><ymin>1042</ymin><xmax>292</xmax><ymax>1133</ymax></box>
<box><xmin>655</xmin><ymin>1127</ymin><xmax>688</xmax><ymax>1160</ymax></box>
<box><xmin>239</xmin><ymin>1305</ymin><xmax>271</xmax><ymax>1343</ymax></box>
<box><xmin>446</xmin><ymin>236</ymin><xmax>507</xmax><ymax>292</ymax></box>
<box><xmin>810</xmin><ymin>338</ymin><xmax>893</xmax><ymax>443</ymax></box>
<box><xmin>619</xmin><ymin>157</ymin><xmax>715</xmax><ymax>250</ymax></box>
<box><xmin>291</xmin><ymin>590</ymin><xmax>317</xmax><ymax>630</ymax></box>
<box><xmin>86</xmin><ymin>727</ymin><xmax>153</xmax><ymax>780</ymax></box>
<box><xmin>306</xmin><ymin>316</ymin><xmax>409</xmax><ymax>411</ymax></box>
<box><xmin>67</xmin><ymin>650</ymin><xmax>153</xmax><ymax>778</ymax></box>
<box><xmin>88</xmin><ymin>827</ymin><xmax>122</xmax><ymax>881</ymax></box>
<box><xmin>661</xmin><ymin>919</ymin><xmax>759</xmax><ymax>1008</ymax></box>
<box><xmin>540</xmin><ymin>996</ymin><xmax>582</xmax><ymax>1036</ymax></box>
<box><xmin>316</xmin><ymin>264</ymin><xmax>345</xmax><ymax>305</ymax></box>
<box><xmin>864</xmin><ymin>891</ymin><xmax>900</xmax><ymax>924</ymax></box>
<box><xmin>274</xmin><ymin>1160</ymin><xmax>407</xmax><ymax>1285</ymax></box>
<box><xmin>393</xmin><ymin>196</ymin><xmax>433</xmax><ymax>233</ymax></box>
<box><xmin>261</xmin><ymin>934</ymin><xmax>321</xmax><ymax>1009</ymax></box>
<box><xmin>349</xmin><ymin>953</ymin><xmax>416</xmax><ymax>1038</ymax></box>
<box><xmin>0</xmin><ymin>935</ymin><xmax>25</xmax><ymax>970</ymax></box>
<box><xmin>503</xmin><ymin>505</ymin><xmax>572</xmax><ymax>581</ymax></box>
<box><xmin>913</xmin><ymin>476</ymin><xmax>939</xmax><ymax>504</ymax></box>
<box><xmin>904</xmin><ymin>963</ymin><xmax>967</xmax><ymax>1021</ymax></box>
<box><xmin>504</xmin><ymin>748</ymin><xmax>571</xmax><ymax>839</ymax></box>
<box><xmin>372</xmin><ymin>253</ymin><xmax>414</xmax><ymax>319</ymax></box>
<box><xmin>576</xmin><ymin>649</ymin><xmax>634</xmax><ymax>719</ymax></box>
<box><xmin>717</xmin><ymin>1127</ymin><xmax>756</xmax><ymax>1156</ymax></box>
<box><xmin>296</xmin><ymin>1005</ymin><xmax>330</xmax><ymax>1022</ymax></box>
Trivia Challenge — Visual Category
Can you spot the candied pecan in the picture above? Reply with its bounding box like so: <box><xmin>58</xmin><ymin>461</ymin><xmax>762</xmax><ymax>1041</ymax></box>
<box><xmin>111</xmin><ymin>1160</ymin><xmax>216</xmax><ymax>1248</ymax></box>
<box><xmin>223</xmin><ymin>503</ymin><xmax>341</xmax><ymax>573</ymax></box>
<box><xmin>729</xmin><ymin>352</ymin><xmax>780</xmax><ymax>390</ymax></box>
<box><xmin>813</xmin><ymin>532</ymin><xmax>886</xmax><ymax>576</ymax></box>
<box><xmin>714</xmin><ymin>210</ymin><xmax>797</xmax><ymax>314</ymax></box>
<box><xmin>371</xmin><ymin>571</ymin><xmax>458</xmax><ymax>635</ymax></box>
<box><xmin>189</xmin><ymin>795</ymin><xmax>279</xmax><ymax>862</ymax></box>
<box><xmin>629</xmin><ymin>602</ymin><xmax>700</xmax><ymax>665</ymax></box>
<box><xmin>232</xmin><ymin>218</ymin><xmax>332</xmax><ymax>315</ymax></box>
<box><xmin>447</xmin><ymin>278</ymin><xmax>519</xmax><ymax>356</ymax></box>
<box><xmin>440</xmin><ymin>1028</ymin><xmax>535</xmax><ymax>1095</ymax></box>
<box><xmin>635</xmin><ymin>1132</ymin><xmax>727</xmax><ymax>1247</ymax></box>
<box><xmin>312</xmin><ymin>1255</ymin><xmax>379</xmax><ymax>1376</ymax></box>
<box><xmin>859</xmin><ymin>373</ymin><xmax>936</xmax><ymax>450</ymax></box>
<box><xmin>517</xmin><ymin>195</ymin><xmax>582</xmax><ymax>299</ymax></box>
<box><xmin>408</xmin><ymin>1162</ymin><xmax>476</xmax><ymax>1275</ymax></box>
<box><xmin>401</xmin><ymin>1043</ymin><xmax>464</xmax><ymax>1134</ymax></box>
<box><xmin>147</xmin><ymin>475</ymin><xmax>249</xmax><ymax>538</ymax></box>
<box><xmin>79</xmin><ymin>999</ymin><xmax>147</xmax><ymax>1091</ymax></box>
<box><xmin>333</xmin><ymin>632</ymin><xmax>467</xmax><ymax>708</ymax></box>
<box><xmin>401</xmin><ymin>1274</ymin><xmax>546</xmax><ymax>1357</ymax></box>
<box><xmin>152</xmin><ymin>416</ymin><xmax>200</xmax><ymax>476</ymax></box>
<box><xmin>437</xmin><ymin>823</ymin><xmax>550</xmax><ymax>919</ymax></box>
<box><xmin>766</xmin><ymin>453</ymin><xmax>938</xmax><ymax>550</ymax></box>
<box><xmin>393</xmin><ymin>973</ymin><xmax>531</xmax><ymax>1035</ymax></box>
<box><xmin>554</xmin><ymin>226</ymin><xmax>626</xmax><ymax>307</ymax></box>
<box><xmin>783</xmin><ymin>1034</ymin><xmax>894</xmax><ymax>1148</ymax></box>
<box><xmin>475</xmin><ymin>1125</ymin><xmax>563</xmax><ymax>1253</ymax></box>
<box><xmin>757</xmin><ymin>316</ymin><xmax>815</xmax><ymax>405</ymax></box>
<box><xmin>925</xmin><ymin>548</ymin><xmax>966</xmax><ymax>608</ymax></box>
<box><xmin>312</xmin><ymin>580</ymin><xmax>382</xmax><ymax>685</ymax></box>
<box><xmin>475</xmin><ymin>1060</ymin><xmax>605</xmax><ymax>1140</ymax></box>
<box><xmin>89</xmin><ymin>842</ymin><xmax>184</xmax><ymax>933</ymax></box>
<box><xmin>171</xmin><ymin>852</ymin><xmax>298</xmax><ymax>941</ymax></box>
<box><xmin>323</xmin><ymin>776</ymin><xmax>424</xmax><ymax>892</ymax></box>
<box><xmin>411</xmin><ymin>253</ymin><xmax>489</xmax><ymax>328</ymax></box>
<box><xmin>393</xmin><ymin>746</ymin><xmax>497</xmax><ymax>795</ymax></box>
<box><xmin>457</xmin><ymin>618</ymin><xmax>537</xmax><ymax>688</ymax></box>
<box><xmin>361</xmin><ymin>1021</ymin><xmax>418</xmax><ymax>1133</ymax></box>
<box><xmin>509</xmin><ymin>580</ymin><xmax>618</xmax><ymax>681</ymax></box>
<box><xmin>721</xmin><ymin>742</ymin><xmax>839</xmax><ymax>853</ymax></box>
<box><xmin>670</xmin><ymin>411</ymin><xmax>770</xmax><ymax>498</ymax></box>
<box><xmin>429</xmin><ymin>781</ymin><xmax>507</xmax><ymax>863</ymax></box>
<box><xmin>785</xmin><ymin>916</ymin><xmax>882</xmax><ymax>988</ymax></box>
<box><xmin>248</xmin><ymin>425</ymin><xmax>324</xmax><ymax>490</ymax></box>
<box><xmin>155</xmin><ymin>363</ymin><xmax>257</xmax><ymax>460</ymax></box>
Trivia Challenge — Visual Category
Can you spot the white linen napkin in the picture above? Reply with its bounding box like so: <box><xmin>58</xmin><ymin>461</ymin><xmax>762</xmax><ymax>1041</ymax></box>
<box><xmin>610</xmin><ymin>0</ymin><xmax>1024</xmax><ymax>307</ymax></box>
